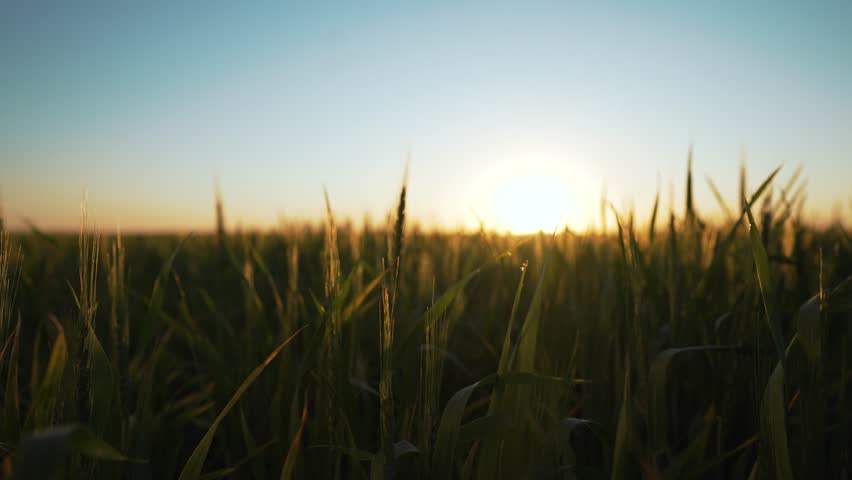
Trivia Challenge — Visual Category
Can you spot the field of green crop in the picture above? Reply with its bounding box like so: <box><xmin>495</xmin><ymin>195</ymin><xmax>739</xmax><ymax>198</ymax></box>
<box><xmin>1</xmin><ymin>165</ymin><xmax>851</xmax><ymax>479</ymax></box>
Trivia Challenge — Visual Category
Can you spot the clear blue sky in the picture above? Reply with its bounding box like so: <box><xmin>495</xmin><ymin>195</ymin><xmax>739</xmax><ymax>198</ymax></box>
<box><xmin>2</xmin><ymin>1</ymin><xmax>850</xmax><ymax>232</ymax></box>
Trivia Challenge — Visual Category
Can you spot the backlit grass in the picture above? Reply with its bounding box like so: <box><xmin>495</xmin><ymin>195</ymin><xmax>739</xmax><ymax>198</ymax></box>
<box><xmin>1</xmin><ymin>163</ymin><xmax>851</xmax><ymax>479</ymax></box>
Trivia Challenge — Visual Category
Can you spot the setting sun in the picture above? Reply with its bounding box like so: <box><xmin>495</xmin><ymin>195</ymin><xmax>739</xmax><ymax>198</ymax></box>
<box><xmin>466</xmin><ymin>154</ymin><xmax>601</xmax><ymax>234</ymax></box>
<box><xmin>491</xmin><ymin>175</ymin><xmax>576</xmax><ymax>234</ymax></box>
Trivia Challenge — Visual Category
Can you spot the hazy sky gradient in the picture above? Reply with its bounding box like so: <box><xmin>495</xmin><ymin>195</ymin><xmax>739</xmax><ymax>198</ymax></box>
<box><xmin>2</xmin><ymin>2</ymin><xmax>850</xmax><ymax>231</ymax></box>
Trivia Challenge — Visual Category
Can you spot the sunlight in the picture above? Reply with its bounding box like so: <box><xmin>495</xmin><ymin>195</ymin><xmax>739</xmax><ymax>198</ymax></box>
<box><xmin>492</xmin><ymin>174</ymin><xmax>577</xmax><ymax>234</ymax></box>
<box><xmin>464</xmin><ymin>150</ymin><xmax>603</xmax><ymax>234</ymax></box>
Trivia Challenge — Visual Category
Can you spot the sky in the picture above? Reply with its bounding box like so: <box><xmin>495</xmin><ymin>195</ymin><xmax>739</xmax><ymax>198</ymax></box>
<box><xmin>1</xmin><ymin>1</ymin><xmax>850</xmax><ymax>233</ymax></box>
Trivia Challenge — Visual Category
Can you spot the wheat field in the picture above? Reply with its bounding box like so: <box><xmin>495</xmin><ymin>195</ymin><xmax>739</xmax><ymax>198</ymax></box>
<box><xmin>1</xmin><ymin>163</ymin><xmax>851</xmax><ymax>479</ymax></box>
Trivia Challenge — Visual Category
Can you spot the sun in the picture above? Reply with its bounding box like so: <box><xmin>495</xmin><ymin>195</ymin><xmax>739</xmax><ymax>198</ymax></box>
<box><xmin>491</xmin><ymin>174</ymin><xmax>583</xmax><ymax>235</ymax></box>
<box><xmin>464</xmin><ymin>150</ymin><xmax>603</xmax><ymax>234</ymax></box>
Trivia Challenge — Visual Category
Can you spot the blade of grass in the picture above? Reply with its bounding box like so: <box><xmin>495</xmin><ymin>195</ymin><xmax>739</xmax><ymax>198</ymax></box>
<box><xmin>280</xmin><ymin>397</ymin><xmax>309</xmax><ymax>480</ymax></box>
<box><xmin>611</xmin><ymin>357</ymin><xmax>632</xmax><ymax>480</ymax></box>
<box><xmin>705</xmin><ymin>175</ymin><xmax>734</xmax><ymax>221</ymax></box>
<box><xmin>178</xmin><ymin>325</ymin><xmax>307</xmax><ymax>480</ymax></box>
<box><xmin>24</xmin><ymin>318</ymin><xmax>67</xmax><ymax>430</ymax></box>
<box><xmin>649</xmin><ymin>190</ymin><xmax>660</xmax><ymax>243</ymax></box>
<box><xmin>746</xmin><ymin>208</ymin><xmax>784</xmax><ymax>362</ymax></box>
<box><xmin>758</xmin><ymin>361</ymin><xmax>793</xmax><ymax>480</ymax></box>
